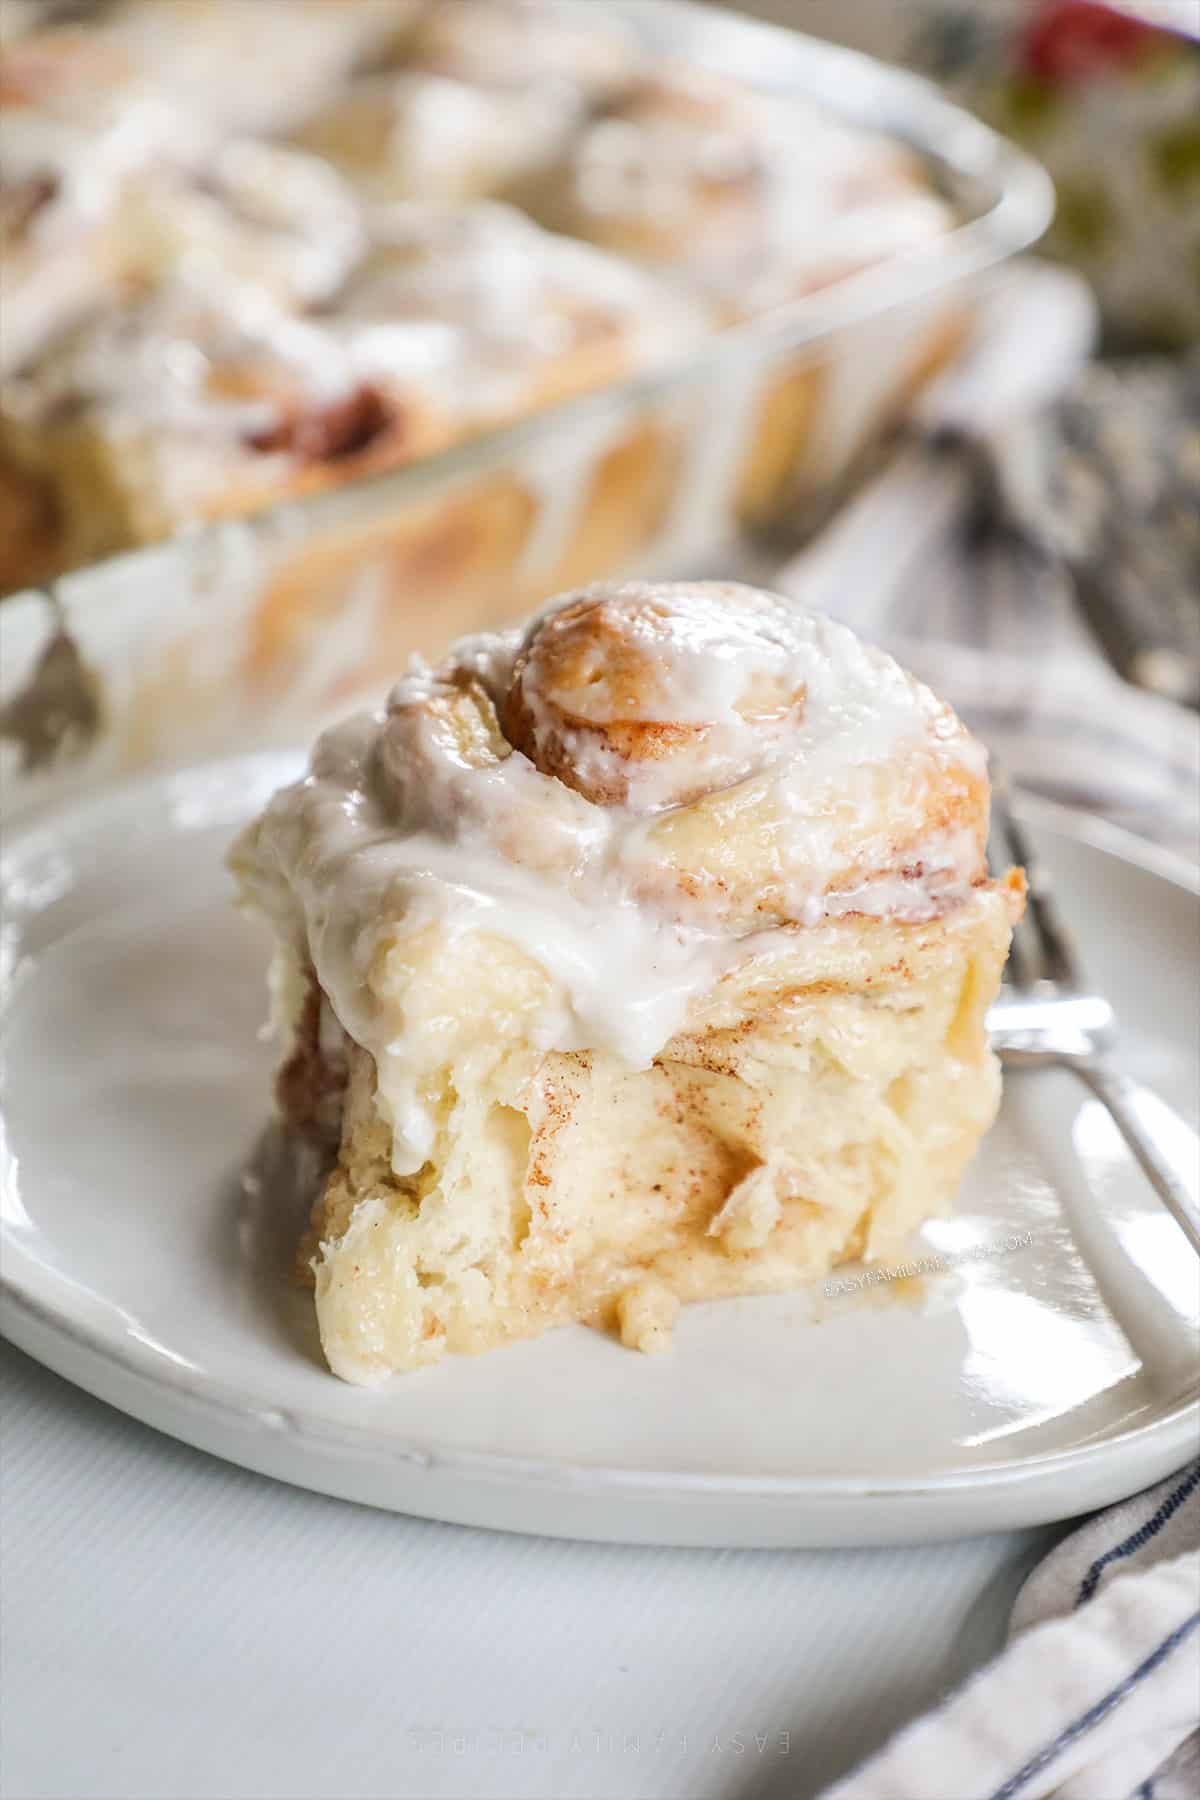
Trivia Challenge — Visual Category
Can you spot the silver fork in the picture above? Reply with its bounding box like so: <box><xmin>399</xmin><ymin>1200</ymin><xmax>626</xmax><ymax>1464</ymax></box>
<box><xmin>987</xmin><ymin>781</ymin><xmax>1200</xmax><ymax>1256</ymax></box>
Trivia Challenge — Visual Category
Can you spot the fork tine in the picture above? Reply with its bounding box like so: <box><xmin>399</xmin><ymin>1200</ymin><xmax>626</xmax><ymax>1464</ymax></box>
<box><xmin>991</xmin><ymin>772</ymin><xmax>1081</xmax><ymax>988</ymax></box>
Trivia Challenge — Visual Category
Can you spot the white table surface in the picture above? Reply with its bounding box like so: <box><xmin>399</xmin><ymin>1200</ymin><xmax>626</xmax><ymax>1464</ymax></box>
<box><xmin>0</xmin><ymin>1339</ymin><xmax>1067</xmax><ymax>1800</ymax></box>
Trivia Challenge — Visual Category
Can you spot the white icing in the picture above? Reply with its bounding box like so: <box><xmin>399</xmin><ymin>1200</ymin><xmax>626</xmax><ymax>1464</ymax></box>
<box><xmin>0</xmin><ymin>43</ymin><xmax>363</xmax><ymax>346</ymax></box>
<box><xmin>347</xmin><ymin>203</ymin><xmax>646</xmax><ymax>339</ymax></box>
<box><xmin>234</xmin><ymin>584</ymin><xmax>986</xmax><ymax>1174</ymax></box>
<box><xmin>4</xmin><ymin>200</ymin><xmax>703</xmax><ymax>460</ymax></box>
<box><xmin>2</xmin><ymin>282</ymin><xmax>359</xmax><ymax>435</ymax></box>
<box><xmin>332</xmin><ymin>201</ymin><xmax>707</xmax><ymax>421</ymax></box>
<box><xmin>572</xmin><ymin>109</ymin><xmax>760</xmax><ymax>240</ymax></box>
<box><xmin>2</xmin><ymin>92</ymin><xmax>192</xmax><ymax>253</ymax></box>
<box><xmin>498</xmin><ymin>580</ymin><xmax>979</xmax><ymax>816</ymax></box>
<box><xmin>553</xmin><ymin>74</ymin><xmax>955</xmax><ymax>310</ymax></box>
<box><xmin>115</xmin><ymin>140</ymin><xmax>367</xmax><ymax>307</ymax></box>
<box><xmin>306</xmin><ymin>69</ymin><xmax>582</xmax><ymax>204</ymax></box>
<box><xmin>236</xmin><ymin>706</ymin><xmax>744</xmax><ymax>1172</ymax></box>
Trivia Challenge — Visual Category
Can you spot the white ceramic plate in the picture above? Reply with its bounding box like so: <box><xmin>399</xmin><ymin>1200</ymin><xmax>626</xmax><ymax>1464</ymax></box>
<box><xmin>3</xmin><ymin>755</ymin><xmax>1198</xmax><ymax>1547</ymax></box>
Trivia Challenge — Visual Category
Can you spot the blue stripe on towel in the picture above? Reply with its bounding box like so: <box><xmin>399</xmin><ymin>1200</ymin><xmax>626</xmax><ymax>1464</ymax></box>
<box><xmin>987</xmin><ymin>1610</ymin><xmax>1200</xmax><ymax>1800</ymax></box>
<box><xmin>1076</xmin><ymin>1465</ymin><xmax>1200</xmax><ymax>1608</ymax></box>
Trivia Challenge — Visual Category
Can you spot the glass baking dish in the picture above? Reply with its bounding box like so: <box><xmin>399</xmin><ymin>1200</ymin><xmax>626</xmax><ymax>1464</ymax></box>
<box><xmin>0</xmin><ymin>0</ymin><xmax>1052</xmax><ymax>817</ymax></box>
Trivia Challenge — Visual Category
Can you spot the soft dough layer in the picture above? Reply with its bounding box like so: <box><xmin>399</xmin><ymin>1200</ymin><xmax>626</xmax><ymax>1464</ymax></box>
<box><xmin>282</xmin><ymin>887</ymin><xmax>1014</xmax><ymax>1384</ymax></box>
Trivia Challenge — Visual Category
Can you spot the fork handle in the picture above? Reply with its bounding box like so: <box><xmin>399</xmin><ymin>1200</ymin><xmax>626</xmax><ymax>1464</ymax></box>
<box><xmin>1072</xmin><ymin>1062</ymin><xmax>1200</xmax><ymax>1257</ymax></box>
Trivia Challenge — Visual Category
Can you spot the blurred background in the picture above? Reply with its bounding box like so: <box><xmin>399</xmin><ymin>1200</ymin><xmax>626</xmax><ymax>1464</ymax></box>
<box><xmin>1</xmin><ymin>0</ymin><xmax>1197</xmax><ymax>844</ymax></box>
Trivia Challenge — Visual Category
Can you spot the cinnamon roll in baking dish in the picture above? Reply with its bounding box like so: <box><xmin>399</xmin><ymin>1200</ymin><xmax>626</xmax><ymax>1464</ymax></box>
<box><xmin>231</xmin><ymin>581</ymin><xmax>1023</xmax><ymax>1384</ymax></box>
<box><xmin>510</xmin><ymin>65</ymin><xmax>963</xmax><ymax>524</ymax></box>
<box><xmin>0</xmin><ymin>281</ymin><xmax>447</xmax><ymax>589</ymax></box>
<box><xmin>0</xmin><ymin>202</ymin><xmax>703</xmax><ymax>592</ymax></box>
<box><xmin>515</xmin><ymin>68</ymin><xmax>955</xmax><ymax>317</ymax></box>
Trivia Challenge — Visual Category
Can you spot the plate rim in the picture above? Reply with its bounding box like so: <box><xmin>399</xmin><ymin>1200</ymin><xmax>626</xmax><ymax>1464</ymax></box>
<box><xmin>2</xmin><ymin>759</ymin><xmax>1198</xmax><ymax>1509</ymax></box>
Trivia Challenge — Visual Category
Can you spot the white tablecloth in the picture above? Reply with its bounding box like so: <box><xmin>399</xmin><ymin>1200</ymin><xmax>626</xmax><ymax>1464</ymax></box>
<box><xmin>0</xmin><ymin>1341</ymin><xmax>1063</xmax><ymax>1800</ymax></box>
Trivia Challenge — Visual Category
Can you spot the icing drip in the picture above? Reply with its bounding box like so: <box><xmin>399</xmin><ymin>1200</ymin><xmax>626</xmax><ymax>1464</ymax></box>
<box><xmin>233</xmin><ymin>583</ymin><xmax>989</xmax><ymax>1173</ymax></box>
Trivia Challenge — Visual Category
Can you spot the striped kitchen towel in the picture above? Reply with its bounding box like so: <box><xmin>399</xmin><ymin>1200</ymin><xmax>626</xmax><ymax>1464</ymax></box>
<box><xmin>821</xmin><ymin>1463</ymin><xmax>1200</xmax><ymax>1800</ymax></box>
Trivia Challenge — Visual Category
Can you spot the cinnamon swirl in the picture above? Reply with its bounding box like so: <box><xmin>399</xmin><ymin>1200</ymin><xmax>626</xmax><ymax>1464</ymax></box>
<box><xmin>231</xmin><ymin>581</ymin><xmax>1023</xmax><ymax>1384</ymax></box>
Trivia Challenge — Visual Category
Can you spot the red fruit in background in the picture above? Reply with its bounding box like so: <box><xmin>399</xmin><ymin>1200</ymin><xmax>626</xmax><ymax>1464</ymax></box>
<box><xmin>1023</xmin><ymin>0</ymin><xmax>1156</xmax><ymax>83</ymax></box>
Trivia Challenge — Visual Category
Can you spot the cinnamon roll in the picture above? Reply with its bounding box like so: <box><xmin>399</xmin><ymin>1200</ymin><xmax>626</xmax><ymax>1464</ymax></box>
<box><xmin>223</xmin><ymin>204</ymin><xmax>703</xmax><ymax>690</ymax></box>
<box><xmin>0</xmin><ymin>200</ymin><xmax>703</xmax><ymax>592</ymax></box>
<box><xmin>231</xmin><ymin>580</ymin><xmax>1023</xmax><ymax>1384</ymax></box>
<box><xmin>0</xmin><ymin>280</ymin><xmax>449</xmax><ymax>587</ymax></box>
<box><xmin>513</xmin><ymin>69</ymin><xmax>954</xmax><ymax>318</ymax></box>
<box><xmin>511</xmin><ymin>66</ymin><xmax>961</xmax><ymax>523</ymax></box>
